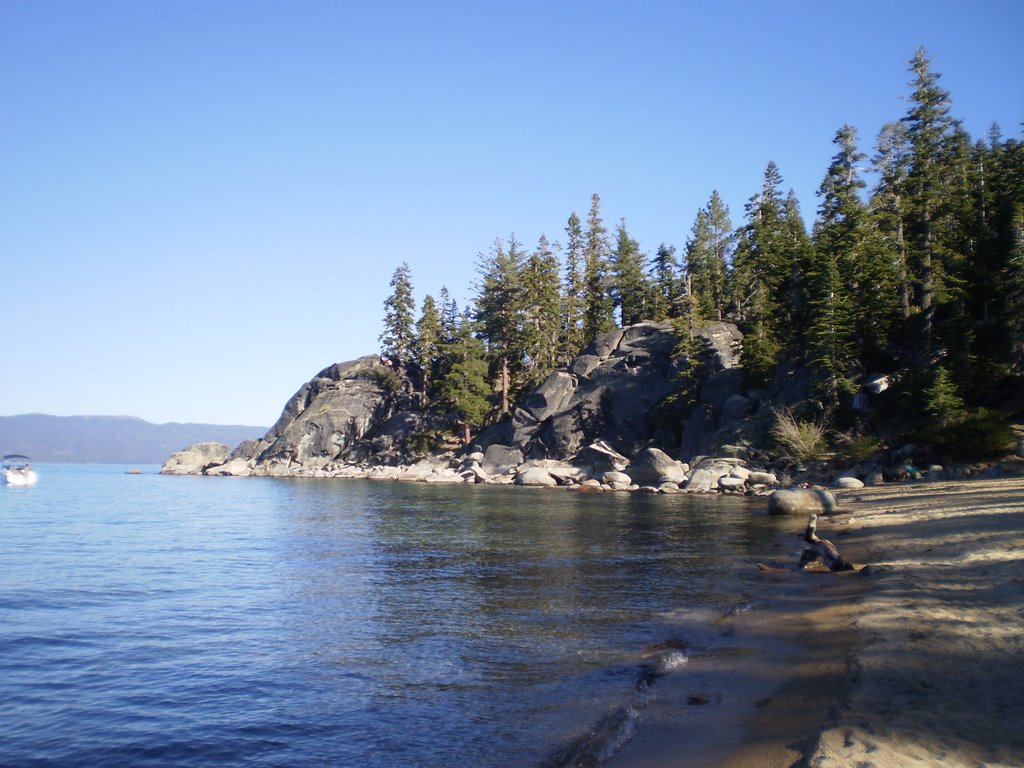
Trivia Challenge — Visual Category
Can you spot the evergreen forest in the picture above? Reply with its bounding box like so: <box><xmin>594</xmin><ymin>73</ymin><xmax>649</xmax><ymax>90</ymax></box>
<box><xmin>378</xmin><ymin>49</ymin><xmax>1024</xmax><ymax>460</ymax></box>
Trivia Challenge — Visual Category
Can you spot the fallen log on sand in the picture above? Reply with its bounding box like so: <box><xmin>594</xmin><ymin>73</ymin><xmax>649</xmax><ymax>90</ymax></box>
<box><xmin>799</xmin><ymin>513</ymin><xmax>855</xmax><ymax>571</ymax></box>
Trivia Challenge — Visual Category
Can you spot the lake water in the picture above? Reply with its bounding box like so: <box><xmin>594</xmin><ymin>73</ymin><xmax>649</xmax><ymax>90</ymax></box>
<box><xmin>1</xmin><ymin>464</ymin><xmax>787</xmax><ymax>767</ymax></box>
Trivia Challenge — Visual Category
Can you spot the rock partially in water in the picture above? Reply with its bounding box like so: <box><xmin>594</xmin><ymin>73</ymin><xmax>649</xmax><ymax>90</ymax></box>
<box><xmin>767</xmin><ymin>488</ymin><xmax>838</xmax><ymax>516</ymax></box>
<box><xmin>161</xmin><ymin>442</ymin><xmax>230</xmax><ymax>475</ymax></box>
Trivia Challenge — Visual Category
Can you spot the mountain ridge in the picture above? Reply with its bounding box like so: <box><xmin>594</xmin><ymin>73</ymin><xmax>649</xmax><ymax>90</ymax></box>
<box><xmin>0</xmin><ymin>414</ymin><xmax>268</xmax><ymax>464</ymax></box>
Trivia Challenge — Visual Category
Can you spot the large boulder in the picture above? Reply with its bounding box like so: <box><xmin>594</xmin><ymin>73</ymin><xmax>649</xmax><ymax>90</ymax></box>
<box><xmin>481</xmin><ymin>444</ymin><xmax>524</xmax><ymax>476</ymax></box>
<box><xmin>767</xmin><ymin>489</ymin><xmax>839</xmax><ymax>516</ymax></box>
<box><xmin>625</xmin><ymin>447</ymin><xmax>687</xmax><ymax>486</ymax></box>
<box><xmin>515</xmin><ymin>466</ymin><xmax>559</xmax><ymax>487</ymax></box>
<box><xmin>572</xmin><ymin>441</ymin><xmax>630</xmax><ymax>475</ymax></box>
<box><xmin>685</xmin><ymin>457</ymin><xmax>743</xmax><ymax>492</ymax></box>
<box><xmin>523</xmin><ymin>372</ymin><xmax>576</xmax><ymax>422</ymax></box>
<box><xmin>508</xmin><ymin>322</ymin><xmax>683</xmax><ymax>459</ymax></box>
<box><xmin>161</xmin><ymin>442</ymin><xmax>230</xmax><ymax>475</ymax></box>
<box><xmin>249</xmin><ymin>356</ymin><xmax>399</xmax><ymax>474</ymax></box>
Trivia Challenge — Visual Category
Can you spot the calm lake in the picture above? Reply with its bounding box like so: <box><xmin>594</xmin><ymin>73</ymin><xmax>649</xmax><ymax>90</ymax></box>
<box><xmin>1</xmin><ymin>464</ymin><xmax>786</xmax><ymax>767</ymax></box>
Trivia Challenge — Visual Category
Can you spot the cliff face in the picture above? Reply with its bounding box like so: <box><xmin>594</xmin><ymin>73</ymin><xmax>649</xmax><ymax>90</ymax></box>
<box><xmin>165</xmin><ymin>321</ymin><xmax>756</xmax><ymax>478</ymax></box>
<box><xmin>218</xmin><ymin>356</ymin><xmax>410</xmax><ymax>476</ymax></box>
<box><xmin>476</xmin><ymin>320</ymin><xmax>745</xmax><ymax>460</ymax></box>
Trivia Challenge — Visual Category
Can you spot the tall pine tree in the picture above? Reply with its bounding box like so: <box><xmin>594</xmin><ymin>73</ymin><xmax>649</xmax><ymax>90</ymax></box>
<box><xmin>414</xmin><ymin>294</ymin><xmax>442</xmax><ymax>400</ymax></box>
<box><xmin>474</xmin><ymin>235</ymin><xmax>526</xmax><ymax>416</ymax></box>
<box><xmin>583</xmin><ymin>193</ymin><xmax>615</xmax><ymax>340</ymax></box>
<box><xmin>520</xmin><ymin>235</ymin><xmax>563</xmax><ymax>386</ymax></box>
<box><xmin>379</xmin><ymin>262</ymin><xmax>416</xmax><ymax>368</ymax></box>
<box><xmin>649</xmin><ymin>243</ymin><xmax>679</xmax><ymax>321</ymax></box>
<box><xmin>902</xmin><ymin>47</ymin><xmax>962</xmax><ymax>352</ymax></box>
<box><xmin>437</xmin><ymin>312</ymin><xmax>492</xmax><ymax>445</ymax></box>
<box><xmin>610</xmin><ymin>219</ymin><xmax>649</xmax><ymax>326</ymax></box>
<box><xmin>732</xmin><ymin>162</ymin><xmax>790</xmax><ymax>386</ymax></box>
<box><xmin>561</xmin><ymin>211</ymin><xmax>586</xmax><ymax>359</ymax></box>
<box><xmin>807</xmin><ymin>125</ymin><xmax>869</xmax><ymax>406</ymax></box>
<box><xmin>685</xmin><ymin>190</ymin><xmax>733</xmax><ymax>323</ymax></box>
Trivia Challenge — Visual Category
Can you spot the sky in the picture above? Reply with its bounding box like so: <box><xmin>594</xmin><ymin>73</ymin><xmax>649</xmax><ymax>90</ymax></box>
<box><xmin>2</xmin><ymin>0</ymin><xmax>1022</xmax><ymax>427</ymax></box>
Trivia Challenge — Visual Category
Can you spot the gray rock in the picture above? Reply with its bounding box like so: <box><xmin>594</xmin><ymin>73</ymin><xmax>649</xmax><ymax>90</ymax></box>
<box><xmin>515</xmin><ymin>467</ymin><xmax>559</xmax><ymax>487</ymax></box>
<box><xmin>569</xmin><ymin>355</ymin><xmax>602</xmax><ymax>377</ymax></box>
<box><xmin>161</xmin><ymin>442</ymin><xmax>230</xmax><ymax>475</ymax></box>
<box><xmin>864</xmin><ymin>469</ymin><xmax>885</xmax><ymax>486</ymax></box>
<box><xmin>625</xmin><ymin>447</ymin><xmax>687</xmax><ymax>486</ymax></box>
<box><xmin>699</xmin><ymin>368</ymin><xmax>744</xmax><ymax>412</ymax></box>
<box><xmin>602</xmin><ymin>470</ymin><xmax>633</xmax><ymax>487</ymax></box>
<box><xmin>834</xmin><ymin>476</ymin><xmax>865</xmax><ymax>489</ymax></box>
<box><xmin>481</xmin><ymin>444</ymin><xmax>524</xmax><ymax>476</ymax></box>
<box><xmin>250</xmin><ymin>356</ymin><xmax>396</xmax><ymax>473</ymax></box>
<box><xmin>719</xmin><ymin>394</ymin><xmax>752</xmax><ymax>425</ymax></box>
<box><xmin>582</xmin><ymin>328</ymin><xmax>626</xmax><ymax>359</ymax></box>
<box><xmin>204</xmin><ymin>457</ymin><xmax>252</xmax><ymax>476</ymax></box>
<box><xmin>747</xmin><ymin>470</ymin><xmax>778</xmax><ymax>486</ymax></box>
<box><xmin>718</xmin><ymin>475</ymin><xmax>747</xmax><ymax>490</ymax></box>
<box><xmin>767</xmin><ymin>489</ymin><xmax>839</xmax><ymax>516</ymax></box>
<box><xmin>574</xmin><ymin>441</ymin><xmax>630</xmax><ymax>474</ymax></box>
<box><xmin>681</xmin><ymin>403</ymin><xmax>717</xmax><ymax>461</ymax></box>
<box><xmin>685</xmin><ymin>468</ymin><xmax>718</xmax><ymax>492</ymax></box>
<box><xmin>518</xmin><ymin>459</ymin><xmax>586</xmax><ymax>485</ymax></box>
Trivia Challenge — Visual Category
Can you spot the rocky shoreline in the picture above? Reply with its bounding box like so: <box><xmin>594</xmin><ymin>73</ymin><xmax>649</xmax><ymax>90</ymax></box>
<box><xmin>161</xmin><ymin>319</ymin><xmax>1020</xmax><ymax>496</ymax></box>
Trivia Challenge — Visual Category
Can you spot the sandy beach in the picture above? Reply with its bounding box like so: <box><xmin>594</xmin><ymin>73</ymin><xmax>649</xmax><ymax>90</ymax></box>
<box><xmin>805</xmin><ymin>474</ymin><xmax>1024</xmax><ymax>767</ymax></box>
<box><xmin>609</xmin><ymin>472</ymin><xmax>1024</xmax><ymax>768</ymax></box>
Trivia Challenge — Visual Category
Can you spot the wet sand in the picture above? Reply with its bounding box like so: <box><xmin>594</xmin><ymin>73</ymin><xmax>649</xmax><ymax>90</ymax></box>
<box><xmin>607</xmin><ymin>473</ymin><xmax>1024</xmax><ymax>767</ymax></box>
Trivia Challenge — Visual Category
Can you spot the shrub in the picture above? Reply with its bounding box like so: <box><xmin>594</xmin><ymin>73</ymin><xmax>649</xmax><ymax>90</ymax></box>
<box><xmin>836</xmin><ymin>432</ymin><xmax>886</xmax><ymax>464</ymax></box>
<box><xmin>922</xmin><ymin>408</ymin><xmax>1014</xmax><ymax>461</ymax></box>
<box><xmin>771</xmin><ymin>408</ymin><xmax>829</xmax><ymax>464</ymax></box>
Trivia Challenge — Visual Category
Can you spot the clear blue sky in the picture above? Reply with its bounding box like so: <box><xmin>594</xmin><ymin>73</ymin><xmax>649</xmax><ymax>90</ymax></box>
<box><xmin>2</xmin><ymin>0</ymin><xmax>1021</xmax><ymax>426</ymax></box>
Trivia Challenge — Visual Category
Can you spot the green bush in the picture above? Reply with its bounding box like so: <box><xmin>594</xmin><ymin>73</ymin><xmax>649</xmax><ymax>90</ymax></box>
<box><xmin>837</xmin><ymin>433</ymin><xmax>886</xmax><ymax>464</ymax></box>
<box><xmin>771</xmin><ymin>409</ymin><xmax>829</xmax><ymax>463</ymax></box>
<box><xmin>923</xmin><ymin>408</ymin><xmax>1013</xmax><ymax>461</ymax></box>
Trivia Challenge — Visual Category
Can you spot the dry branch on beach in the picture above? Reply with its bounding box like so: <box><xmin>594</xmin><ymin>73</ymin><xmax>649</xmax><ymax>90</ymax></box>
<box><xmin>799</xmin><ymin>513</ymin><xmax>856</xmax><ymax>571</ymax></box>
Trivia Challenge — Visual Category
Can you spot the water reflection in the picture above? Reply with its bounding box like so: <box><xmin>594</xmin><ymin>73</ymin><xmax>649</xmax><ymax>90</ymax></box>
<box><xmin>267</xmin><ymin>480</ymin><xmax>775</xmax><ymax>766</ymax></box>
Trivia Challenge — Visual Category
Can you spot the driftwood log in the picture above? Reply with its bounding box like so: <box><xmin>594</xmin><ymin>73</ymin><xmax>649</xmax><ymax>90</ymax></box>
<box><xmin>799</xmin><ymin>513</ymin><xmax>855</xmax><ymax>571</ymax></box>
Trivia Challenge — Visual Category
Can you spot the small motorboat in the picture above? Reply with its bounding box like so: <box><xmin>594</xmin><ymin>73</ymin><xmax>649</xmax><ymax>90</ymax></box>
<box><xmin>2</xmin><ymin>454</ymin><xmax>38</xmax><ymax>486</ymax></box>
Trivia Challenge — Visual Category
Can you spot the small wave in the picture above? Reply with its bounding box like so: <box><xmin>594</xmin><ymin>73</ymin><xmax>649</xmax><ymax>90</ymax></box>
<box><xmin>723</xmin><ymin>600</ymin><xmax>755</xmax><ymax>617</ymax></box>
<box><xmin>656</xmin><ymin>650</ymin><xmax>689</xmax><ymax>674</ymax></box>
<box><xmin>541</xmin><ymin>703</ymin><xmax>639</xmax><ymax>768</ymax></box>
<box><xmin>542</xmin><ymin>646</ymin><xmax>689</xmax><ymax>767</ymax></box>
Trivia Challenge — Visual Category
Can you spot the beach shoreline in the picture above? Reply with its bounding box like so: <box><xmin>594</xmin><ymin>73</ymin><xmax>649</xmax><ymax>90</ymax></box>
<box><xmin>607</xmin><ymin>472</ymin><xmax>1024</xmax><ymax>768</ymax></box>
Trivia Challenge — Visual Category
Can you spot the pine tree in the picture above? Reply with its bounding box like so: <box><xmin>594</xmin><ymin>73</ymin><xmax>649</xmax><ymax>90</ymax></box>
<box><xmin>414</xmin><ymin>294</ymin><xmax>442</xmax><ymax>400</ymax></box>
<box><xmin>731</xmin><ymin>162</ymin><xmax>790</xmax><ymax>386</ymax></box>
<box><xmin>561</xmin><ymin>211</ymin><xmax>586</xmax><ymax>360</ymax></box>
<box><xmin>685</xmin><ymin>190</ymin><xmax>733</xmax><ymax>322</ymax></box>
<box><xmin>1008</xmin><ymin>202</ymin><xmax>1024</xmax><ymax>381</ymax></box>
<box><xmin>474</xmin><ymin>235</ymin><xmax>526</xmax><ymax>416</ymax></box>
<box><xmin>437</xmin><ymin>312</ymin><xmax>492</xmax><ymax>445</ymax></box>
<box><xmin>902</xmin><ymin>47</ymin><xmax>962</xmax><ymax>350</ymax></box>
<box><xmin>649</xmin><ymin>243</ymin><xmax>679</xmax><ymax>321</ymax></box>
<box><xmin>438</xmin><ymin>285</ymin><xmax>459</xmax><ymax>345</ymax></box>
<box><xmin>807</xmin><ymin>125</ymin><xmax>867</xmax><ymax>405</ymax></box>
<box><xmin>871</xmin><ymin>121</ymin><xmax>912</xmax><ymax>322</ymax></box>
<box><xmin>379</xmin><ymin>262</ymin><xmax>416</xmax><ymax>368</ymax></box>
<box><xmin>583</xmin><ymin>193</ymin><xmax>615</xmax><ymax>339</ymax></box>
<box><xmin>520</xmin><ymin>235</ymin><xmax>563</xmax><ymax>386</ymax></box>
<box><xmin>610</xmin><ymin>218</ymin><xmax>649</xmax><ymax>326</ymax></box>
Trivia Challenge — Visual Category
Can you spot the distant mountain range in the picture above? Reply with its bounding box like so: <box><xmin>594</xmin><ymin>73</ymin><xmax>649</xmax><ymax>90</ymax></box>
<box><xmin>0</xmin><ymin>414</ymin><xmax>268</xmax><ymax>464</ymax></box>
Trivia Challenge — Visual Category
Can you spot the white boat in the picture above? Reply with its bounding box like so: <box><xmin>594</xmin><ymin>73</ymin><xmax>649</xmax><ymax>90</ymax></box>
<box><xmin>2</xmin><ymin>454</ymin><xmax>37</xmax><ymax>486</ymax></box>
